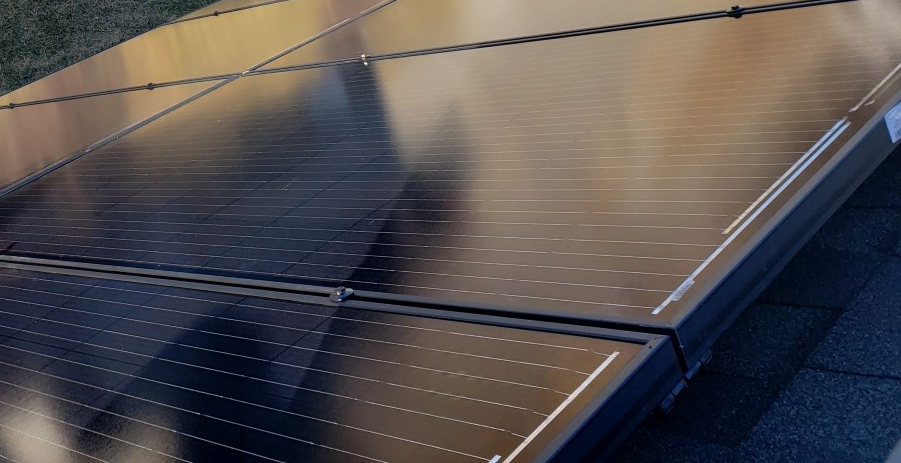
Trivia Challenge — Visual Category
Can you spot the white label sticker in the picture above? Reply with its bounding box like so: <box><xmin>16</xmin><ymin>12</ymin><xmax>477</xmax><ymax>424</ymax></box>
<box><xmin>671</xmin><ymin>278</ymin><xmax>694</xmax><ymax>302</ymax></box>
<box><xmin>887</xmin><ymin>100</ymin><xmax>901</xmax><ymax>143</ymax></box>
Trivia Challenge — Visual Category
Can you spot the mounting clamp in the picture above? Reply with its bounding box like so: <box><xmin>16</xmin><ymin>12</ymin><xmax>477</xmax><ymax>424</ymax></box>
<box><xmin>657</xmin><ymin>379</ymin><xmax>687</xmax><ymax>414</ymax></box>
<box><xmin>727</xmin><ymin>5</ymin><xmax>746</xmax><ymax>18</ymax></box>
<box><xmin>329</xmin><ymin>286</ymin><xmax>354</xmax><ymax>303</ymax></box>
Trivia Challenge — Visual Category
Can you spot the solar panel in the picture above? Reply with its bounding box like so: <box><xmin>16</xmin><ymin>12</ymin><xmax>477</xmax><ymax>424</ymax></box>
<box><xmin>0</xmin><ymin>0</ymin><xmax>898</xmax><ymax>371</ymax></box>
<box><xmin>2</xmin><ymin>0</ymin><xmax>899</xmax><ymax>339</ymax></box>
<box><xmin>258</xmin><ymin>0</ymin><xmax>820</xmax><ymax>71</ymax></box>
<box><xmin>0</xmin><ymin>265</ymin><xmax>678</xmax><ymax>462</ymax></box>
<box><xmin>0</xmin><ymin>81</ymin><xmax>219</xmax><ymax>192</ymax></box>
<box><xmin>3</xmin><ymin>0</ymin><xmax>901</xmax><ymax>459</ymax></box>
<box><xmin>0</xmin><ymin>0</ymin><xmax>387</xmax><ymax>106</ymax></box>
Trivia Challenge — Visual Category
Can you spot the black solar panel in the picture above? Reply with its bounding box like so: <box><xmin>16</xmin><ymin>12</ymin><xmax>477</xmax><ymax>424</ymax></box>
<box><xmin>0</xmin><ymin>81</ymin><xmax>218</xmax><ymax>191</ymax></box>
<box><xmin>0</xmin><ymin>265</ymin><xmax>671</xmax><ymax>462</ymax></box>
<box><xmin>0</xmin><ymin>0</ymin><xmax>901</xmax><ymax>463</ymax></box>
<box><xmin>0</xmin><ymin>0</ymin><xmax>386</xmax><ymax>106</ymax></box>
<box><xmin>3</xmin><ymin>0</ymin><xmax>901</xmax><ymax>459</ymax></box>
<box><xmin>259</xmin><ymin>0</ymin><xmax>820</xmax><ymax>70</ymax></box>
<box><xmin>1</xmin><ymin>1</ymin><xmax>899</xmax><ymax>334</ymax></box>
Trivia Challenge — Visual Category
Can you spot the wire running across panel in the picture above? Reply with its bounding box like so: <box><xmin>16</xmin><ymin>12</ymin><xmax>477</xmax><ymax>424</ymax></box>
<box><xmin>0</xmin><ymin>266</ymin><xmax>640</xmax><ymax>463</ymax></box>
<box><xmin>0</xmin><ymin>0</ymin><xmax>386</xmax><ymax>106</ymax></box>
<box><xmin>259</xmin><ymin>0</ymin><xmax>818</xmax><ymax>70</ymax></box>
<box><xmin>1</xmin><ymin>1</ymin><xmax>900</xmax><ymax>322</ymax></box>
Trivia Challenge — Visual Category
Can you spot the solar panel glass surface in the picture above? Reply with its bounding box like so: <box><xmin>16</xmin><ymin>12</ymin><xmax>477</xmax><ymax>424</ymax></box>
<box><xmin>260</xmin><ymin>0</ymin><xmax>830</xmax><ymax>70</ymax></box>
<box><xmin>0</xmin><ymin>0</ymin><xmax>385</xmax><ymax>105</ymax></box>
<box><xmin>0</xmin><ymin>81</ymin><xmax>218</xmax><ymax>191</ymax></box>
<box><xmin>0</xmin><ymin>266</ymin><xmax>645</xmax><ymax>462</ymax></box>
<box><xmin>2</xmin><ymin>1</ymin><xmax>900</xmax><ymax>327</ymax></box>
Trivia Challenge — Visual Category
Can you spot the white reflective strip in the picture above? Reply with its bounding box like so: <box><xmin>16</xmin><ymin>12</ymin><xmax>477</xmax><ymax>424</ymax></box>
<box><xmin>654</xmin><ymin>118</ymin><xmax>850</xmax><ymax>315</ymax></box>
<box><xmin>501</xmin><ymin>352</ymin><xmax>620</xmax><ymax>463</ymax></box>
<box><xmin>722</xmin><ymin>118</ymin><xmax>847</xmax><ymax>235</ymax></box>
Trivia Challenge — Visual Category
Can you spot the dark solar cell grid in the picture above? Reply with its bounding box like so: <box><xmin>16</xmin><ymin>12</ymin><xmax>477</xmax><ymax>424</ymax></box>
<box><xmin>0</xmin><ymin>81</ymin><xmax>217</xmax><ymax>192</ymax></box>
<box><xmin>0</xmin><ymin>267</ymin><xmax>635</xmax><ymax>462</ymax></box>
<box><xmin>1</xmin><ymin>2</ymin><xmax>899</xmax><ymax>319</ymax></box>
<box><xmin>3</xmin><ymin>0</ymin><xmax>901</xmax><ymax>461</ymax></box>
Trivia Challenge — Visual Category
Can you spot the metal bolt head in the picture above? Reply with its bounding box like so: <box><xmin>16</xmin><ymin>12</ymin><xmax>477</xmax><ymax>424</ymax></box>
<box><xmin>329</xmin><ymin>286</ymin><xmax>353</xmax><ymax>303</ymax></box>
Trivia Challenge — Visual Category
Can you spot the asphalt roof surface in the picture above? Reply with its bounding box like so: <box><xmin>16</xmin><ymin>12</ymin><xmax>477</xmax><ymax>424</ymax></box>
<box><xmin>612</xmin><ymin>145</ymin><xmax>901</xmax><ymax>462</ymax></box>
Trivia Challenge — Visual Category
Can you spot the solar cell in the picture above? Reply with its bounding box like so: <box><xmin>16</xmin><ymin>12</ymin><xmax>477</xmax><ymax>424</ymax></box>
<box><xmin>0</xmin><ymin>0</ymin><xmax>387</xmax><ymax>106</ymax></box>
<box><xmin>259</xmin><ymin>0</ymin><xmax>830</xmax><ymax>71</ymax></box>
<box><xmin>0</xmin><ymin>81</ymin><xmax>218</xmax><ymax>192</ymax></box>
<box><xmin>0</xmin><ymin>265</ymin><xmax>676</xmax><ymax>462</ymax></box>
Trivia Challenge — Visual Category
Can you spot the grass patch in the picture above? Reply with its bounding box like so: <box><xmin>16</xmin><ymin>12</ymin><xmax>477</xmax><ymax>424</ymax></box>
<box><xmin>0</xmin><ymin>0</ymin><xmax>219</xmax><ymax>95</ymax></box>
